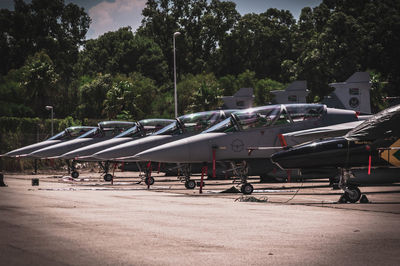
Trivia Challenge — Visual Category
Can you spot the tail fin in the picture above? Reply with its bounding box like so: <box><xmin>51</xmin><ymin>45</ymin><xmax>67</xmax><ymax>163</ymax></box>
<box><xmin>221</xmin><ymin>88</ymin><xmax>254</xmax><ymax>109</ymax></box>
<box><xmin>271</xmin><ymin>81</ymin><xmax>308</xmax><ymax>104</ymax></box>
<box><xmin>323</xmin><ymin>72</ymin><xmax>372</xmax><ymax>114</ymax></box>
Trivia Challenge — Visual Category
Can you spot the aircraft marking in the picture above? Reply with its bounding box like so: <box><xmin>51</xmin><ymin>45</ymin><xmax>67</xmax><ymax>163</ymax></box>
<box><xmin>231</xmin><ymin>139</ymin><xmax>244</xmax><ymax>152</ymax></box>
<box><xmin>380</xmin><ymin>139</ymin><xmax>400</xmax><ymax>167</ymax></box>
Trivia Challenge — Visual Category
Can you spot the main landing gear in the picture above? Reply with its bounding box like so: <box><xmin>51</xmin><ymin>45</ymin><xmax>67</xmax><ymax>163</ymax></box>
<box><xmin>337</xmin><ymin>169</ymin><xmax>362</xmax><ymax>203</ymax></box>
<box><xmin>99</xmin><ymin>161</ymin><xmax>114</xmax><ymax>182</ymax></box>
<box><xmin>229</xmin><ymin>161</ymin><xmax>253</xmax><ymax>195</ymax></box>
<box><xmin>136</xmin><ymin>162</ymin><xmax>155</xmax><ymax>186</ymax></box>
<box><xmin>67</xmin><ymin>160</ymin><xmax>80</xmax><ymax>178</ymax></box>
<box><xmin>177</xmin><ymin>164</ymin><xmax>196</xmax><ymax>189</ymax></box>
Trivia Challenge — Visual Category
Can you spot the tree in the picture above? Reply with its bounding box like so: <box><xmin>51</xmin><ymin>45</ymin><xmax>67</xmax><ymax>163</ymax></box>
<box><xmin>102</xmin><ymin>73</ymin><xmax>159</xmax><ymax>120</ymax></box>
<box><xmin>255</xmin><ymin>78</ymin><xmax>285</xmax><ymax>106</ymax></box>
<box><xmin>20</xmin><ymin>51</ymin><xmax>59</xmax><ymax>117</ymax></box>
<box><xmin>139</xmin><ymin>0</ymin><xmax>240</xmax><ymax>76</ymax></box>
<box><xmin>0</xmin><ymin>0</ymin><xmax>90</xmax><ymax>77</ymax></box>
<box><xmin>76</xmin><ymin>74</ymin><xmax>112</xmax><ymax>119</ymax></box>
<box><xmin>217</xmin><ymin>9</ymin><xmax>296</xmax><ymax>80</ymax></box>
<box><xmin>78</xmin><ymin>27</ymin><xmax>168</xmax><ymax>84</ymax></box>
<box><xmin>176</xmin><ymin>73</ymin><xmax>221</xmax><ymax>114</ymax></box>
<box><xmin>0</xmin><ymin>68</ymin><xmax>33</xmax><ymax>117</ymax></box>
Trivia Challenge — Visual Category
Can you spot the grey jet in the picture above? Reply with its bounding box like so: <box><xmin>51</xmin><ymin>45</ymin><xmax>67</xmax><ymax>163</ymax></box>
<box><xmin>271</xmin><ymin>104</ymin><xmax>400</xmax><ymax>203</ymax></box>
<box><xmin>92</xmin><ymin>110</ymin><xmax>238</xmax><ymax>186</ymax></box>
<box><xmin>58</xmin><ymin>119</ymin><xmax>174</xmax><ymax>180</ymax></box>
<box><xmin>134</xmin><ymin>104</ymin><xmax>364</xmax><ymax>193</ymax></box>
<box><xmin>29</xmin><ymin>121</ymin><xmax>135</xmax><ymax>178</ymax></box>
<box><xmin>3</xmin><ymin>126</ymin><xmax>95</xmax><ymax>158</ymax></box>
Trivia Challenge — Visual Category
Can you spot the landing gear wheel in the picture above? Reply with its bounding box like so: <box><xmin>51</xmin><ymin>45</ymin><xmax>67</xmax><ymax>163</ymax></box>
<box><xmin>241</xmin><ymin>183</ymin><xmax>254</xmax><ymax>195</ymax></box>
<box><xmin>185</xmin><ymin>180</ymin><xmax>196</xmax><ymax>189</ymax></box>
<box><xmin>104</xmin><ymin>173</ymin><xmax>113</xmax><ymax>182</ymax></box>
<box><xmin>71</xmin><ymin>171</ymin><xmax>79</xmax><ymax>178</ymax></box>
<box><xmin>344</xmin><ymin>186</ymin><xmax>361</xmax><ymax>203</ymax></box>
<box><xmin>145</xmin><ymin>176</ymin><xmax>155</xmax><ymax>186</ymax></box>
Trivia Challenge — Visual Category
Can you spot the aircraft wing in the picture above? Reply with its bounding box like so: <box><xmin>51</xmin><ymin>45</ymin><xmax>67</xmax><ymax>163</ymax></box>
<box><xmin>247</xmin><ymin>121</ymin><xmax>364</xmax><ymax>154</ymax></box>
<box><xmin>283</xmin><ymin>121</ymin><xmax>364</xmax><ymax>146</ymax></box>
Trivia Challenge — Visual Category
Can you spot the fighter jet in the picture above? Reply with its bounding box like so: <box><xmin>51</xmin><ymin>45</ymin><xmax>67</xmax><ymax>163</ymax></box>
<box><xmin>29</xmin><ymin>121</ymin><xmax>135</xmax><ymax>177</ymax></box>
<box><xmin>92</xmin><ymin>110</ymin><xmax>238</xmax><ymax>185</ymax></box>
<box><xmin>58</xmin><ymin>119</ymin><xmax>173</xmax><ymax>181</ymax></box>
<box><xmin>271</xmin><ymin>104</ymin><xmax>400</xmax><ymax>203</ymax></box>
<box><xmin>134</xmin><ymin>104</ymin><xmax>363</xmax><ymax>193</ymax></box>
<box><xmin>3</xmin><ymin>126</ymin><xmax>95</xmax><ymax>157</ymax></box>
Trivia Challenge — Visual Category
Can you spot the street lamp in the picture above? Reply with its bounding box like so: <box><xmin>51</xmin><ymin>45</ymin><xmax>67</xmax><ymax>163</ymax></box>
<box><xmin>45</xmin><ymin>105</ymin><xmax>54</xmax><ymax>136</ymax></box>
<box><xmin>173</xmin><ymin>31</ymin><xmax>181</xmax><ymax>118</ymax></box>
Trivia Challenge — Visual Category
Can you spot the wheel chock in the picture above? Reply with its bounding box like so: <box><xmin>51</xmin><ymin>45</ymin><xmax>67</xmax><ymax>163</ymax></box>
<box><xmin>31</xmin><ymin>178</ymin><xmax>39</xmax><ymax>186</ymax></box>
<box><xmin>338</xmin><ymin>194</ymin><xmax>347</xmax><ymax>203</ymax></box>
<box><xmin>0</xmin><ymin>173</ymin><xmax>7</xmax><ymax>187</ymax></box>
<box><xmin>360</xmin><ymin>194</ymin><xmax>369</xmax><ymax>204</ymax></box>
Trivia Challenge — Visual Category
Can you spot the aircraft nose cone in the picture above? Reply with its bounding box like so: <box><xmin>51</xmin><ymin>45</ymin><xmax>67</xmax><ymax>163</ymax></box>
<box><xmin>29</xmin><ymin>139</ymin><xmax>91</xmax><ymax>158</ymax></box>
<box><xmin>5</xmin><ymin>140</ymin><xmax>60</xmax><ymax>157</ymax></box>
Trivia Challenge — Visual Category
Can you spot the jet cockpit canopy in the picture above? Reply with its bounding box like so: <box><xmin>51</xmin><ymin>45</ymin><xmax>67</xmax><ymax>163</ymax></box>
<box><xmin>203</xmin><ymin>104</ymin><xmax>326</xmax><ymax>133</ymax></box>
<box><xmin>78</xmin><ymin>121</ymin><xmax>135</xmax><ymax>138</ymax></box>
<box><xmin>114</xmin><ymin>119</ymin><xmax>174</xmax><ymax>138</ymax></box>
<box><xmin>48</xmin><ymin>126</ymin><xmax>96</xmax><ymax>141</ymax></box>
<box><xmin>154</xmin><ymin>110</ymin><xmax>235</xmax><ymax>136</ymax></box>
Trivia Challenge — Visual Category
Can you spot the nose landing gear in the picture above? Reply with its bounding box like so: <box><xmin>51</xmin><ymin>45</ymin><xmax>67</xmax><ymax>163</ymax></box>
<box><xmin>338</xmin><ymin>169</ymin><xmax>362</xmax><ymax>203</ymax></box>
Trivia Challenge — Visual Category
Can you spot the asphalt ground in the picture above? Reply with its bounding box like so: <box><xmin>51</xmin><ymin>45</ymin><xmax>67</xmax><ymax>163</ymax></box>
<box><xmin>1</xmin><ymin>171</ymin><xmax>400</xmax><ymax>265</ymax></box>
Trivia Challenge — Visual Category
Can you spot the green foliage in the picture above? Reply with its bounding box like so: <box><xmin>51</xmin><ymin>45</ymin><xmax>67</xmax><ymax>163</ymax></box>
<box><xmin>218</xmin><ymin>75</ymin><xmax>238</xmax><ymax>96</ymax></box>
<box><xmin>237</xmin><ymin>70</ymin><xmax>257</xmax><ymax>89</ymax></box>
<box><xmin>0</xmin><ymin>0</ymin><xmax>90</xmax><ymax>77</ymax></box>
<box><xmin>255</xmin><ymin>78</ymin><xmax>285</xmax><ymax>106</ymax></box>
<box><xmin>1</xmin><ymin>0</ymin><xmax>400</xmax><ymax>125</ymax></box>
<box><xmin>0</xmin><ymin>68</ymin><xmax>33</xmax><ymax>117</ymax></box>
<box><xmin>176</xmin><ymin>72</ymin><xmax>222</xmax><ymax>114</ymax></box>
<box><xmin>57</xmin><ymin>116</ymin><xmax>81</xmax><ymax>132</ymax></box>
<box><xmin>20</xmin><ymin>51</ymin><xmax>60</xmax><ymax>117</ymax></box>
<box><xmin>76</xmin><ymin>74</ymin><xmax>112</xmax><ymax>119</ymax></box>
<box><xmin>102</xmin><ymin>72</ymin><xmax>159</xmax><ymax>120</ymax></box>
<box><xmin>78</xmin><ymin>27</ymin><xmax>168</xmax><ymax>84</ymax></box>
<box><xmin>139</xmin><ymin>0</ymin><xmax>240</xmax><ymax>77</ymax></box>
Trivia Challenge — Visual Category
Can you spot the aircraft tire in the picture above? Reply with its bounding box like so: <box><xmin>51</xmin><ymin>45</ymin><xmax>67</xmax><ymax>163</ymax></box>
<box><xmin>185</xmin><ymin>180</ymin><xmax>196</xmax><ymax>189</ymax></box>
<box><xmin>344</xmin><ymin>186</ymin><xmax>361</xmax><ymax>203</ymax></box>
<box><xmin>104</xmin><ymin>174</ymin><xmax>113</xmax><ymax>182</ymax></box>
<box><xmin>145</xmin><ymin>176</ymin><xmax>155</xmax><ymax>186</ymax></box>
<box><xmin>241</xmin><ymin>183</ymin><xmax>254</xmax><ymax>195</ymax></box>
<box><xmin>71</xmin><ymin>171</ymin><xmax>79</xmax><ymax>178</ymax></box>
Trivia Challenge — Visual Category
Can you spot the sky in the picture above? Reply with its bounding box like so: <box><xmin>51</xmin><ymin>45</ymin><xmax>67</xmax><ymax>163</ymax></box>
<box><xmin>0</xmin><ymin>0</ymin><xmax>322</xmax><ymax>40</ymax></box>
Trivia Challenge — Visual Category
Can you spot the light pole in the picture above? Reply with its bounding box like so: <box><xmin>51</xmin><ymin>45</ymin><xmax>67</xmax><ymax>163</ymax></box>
<box><xmin>173</xmin><ymin>31</ymin><xmax>181</xmax><ymax>118</ymax></box>
<box><xmin>45</xmin><ymin>105</ymin><xmax>54</xmax><ymax>136</ymax></box>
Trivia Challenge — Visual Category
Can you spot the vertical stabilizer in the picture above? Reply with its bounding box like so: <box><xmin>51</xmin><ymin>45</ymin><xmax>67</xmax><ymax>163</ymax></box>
<box><xmin>323</xmin><ymin>72</ymin><xmax>371</xmax><ymax>114</ymax></box>
<box><xmin>271</xmin><ymin>81</ymin><xmax>308</xmax><ymax>104</ymax></box>
<box><xmin>221</xmin><ymin>88</ymin><xmax>254</xmax><ymax>109</ymax></box>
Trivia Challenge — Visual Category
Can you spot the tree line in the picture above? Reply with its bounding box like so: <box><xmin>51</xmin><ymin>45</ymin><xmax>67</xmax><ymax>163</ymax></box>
<box><xmin>1</xmin><ymin>0</ymin><xmax>399</xmax><ymax>121</ymax></box>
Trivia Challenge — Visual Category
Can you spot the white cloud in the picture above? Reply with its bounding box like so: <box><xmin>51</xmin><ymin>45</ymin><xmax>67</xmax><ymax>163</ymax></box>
<box><xmin>87</xmin><ymin>0</ymin><xmax>147</xmax><ymax>39</ymax></box>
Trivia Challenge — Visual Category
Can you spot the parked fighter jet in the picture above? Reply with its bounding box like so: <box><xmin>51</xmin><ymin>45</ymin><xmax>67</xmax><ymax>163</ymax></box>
<box><xmin>271</xmin><ymin>104</ymin><xmax>400</xmax><ymax>203</ymax></box>
<box><xmin>92</xmin><ymin>110</ymin><xmax>238</xmax><ymax>185</ymax></box>
<box><xmin>29</xmin><ymin>121</ymin><xmax>135</xmax><ymax>177</ymax></box>
<box><xmin>58</xmin><ymin>119</ymin><xmax>173</xmax><ymax>180</ymax></box>
<box><xmin>134</xmin><ymin>104</ymin><xmax>364</xmax><ymax>193</ymax></box>
<box><xmin>3</xmin><ymin>126</ymin><xmax>95</xmax><ymax>157</ymax></box>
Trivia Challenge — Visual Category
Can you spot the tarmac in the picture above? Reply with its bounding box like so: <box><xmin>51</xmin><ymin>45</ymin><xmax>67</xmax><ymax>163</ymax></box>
<box><xmin>1</xmin><ymin>171</ymin><xmax>400</xmax><ymax>265</ymax></box>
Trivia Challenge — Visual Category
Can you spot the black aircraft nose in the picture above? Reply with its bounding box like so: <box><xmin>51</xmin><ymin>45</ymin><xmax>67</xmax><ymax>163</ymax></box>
<box><xmin>271</xmin><ymin>137</ymin><xmax>349</xmax><ymax>169</ymax></box>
